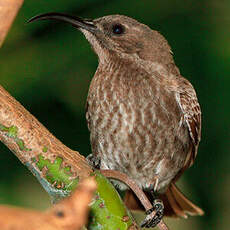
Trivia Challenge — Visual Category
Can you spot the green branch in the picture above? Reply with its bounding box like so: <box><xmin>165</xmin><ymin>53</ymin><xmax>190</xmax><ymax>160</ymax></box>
<box><xmin>29</xmin><ymin>152</ymin><xmax>134</xmax><ymax>229</ymax></box>
<box><xmin>0</xmin><ymin>86</ymin><xmax>138</xmax><ymax>230</ymax></box>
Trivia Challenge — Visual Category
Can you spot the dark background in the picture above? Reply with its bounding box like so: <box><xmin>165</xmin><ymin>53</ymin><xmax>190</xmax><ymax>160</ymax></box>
<box><xmin>0</xmin><ymin>1</ymin><xmax>229</xmax><ymax>229</ymax></box>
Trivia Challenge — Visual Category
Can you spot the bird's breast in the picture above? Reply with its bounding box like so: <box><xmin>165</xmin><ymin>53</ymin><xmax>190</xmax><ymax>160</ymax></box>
<box><xmin>86</xmin><ymin>62</ymin><xmax>190</xmax><ymax>192</ymax></box>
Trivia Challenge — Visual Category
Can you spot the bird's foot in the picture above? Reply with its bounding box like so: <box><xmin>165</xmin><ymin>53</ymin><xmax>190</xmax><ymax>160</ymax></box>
<box><xmin>140</xmin><ymin>199</ymin><xmax>164</xmax><ymax>228</ymax></box>
<box><xmin>86</xmin><ymin>154</ymin><xmax>101</xmax><ymax>169</ymax></box>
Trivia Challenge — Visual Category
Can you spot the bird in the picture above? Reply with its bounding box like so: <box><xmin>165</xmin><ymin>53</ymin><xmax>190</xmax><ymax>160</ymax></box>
<box><xmin>29</xmin><ymin>13</ymin><xmax>204</xmax><ymax>228</ymax></box>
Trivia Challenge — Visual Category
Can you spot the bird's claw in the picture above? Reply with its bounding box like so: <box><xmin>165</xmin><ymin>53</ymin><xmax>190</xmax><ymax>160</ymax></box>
<box><xmin>86</xmin><ymin>154</ymin><xmax>101</xmax><ymax>169</ymax></box>
<box><xmin>141</xmin><ymin>199</ymin><xmax>164</xmax><ymax>228</ymax></box>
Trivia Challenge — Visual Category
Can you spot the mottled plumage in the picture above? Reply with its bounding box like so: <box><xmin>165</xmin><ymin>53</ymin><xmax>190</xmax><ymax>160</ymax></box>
<box><xmin>85</xmin><ymin>15</ymin><xmax>201</xmax><ymax>194</ymax></box>
<box><xmin>84</xmin><ymin>15</ymin><xmax>203</xmax><ymax>218</ymax></box>
<box><xmin>29</xmin><ymin>13</ymin><xmax>203</xmax><ymax>224</ymax></box>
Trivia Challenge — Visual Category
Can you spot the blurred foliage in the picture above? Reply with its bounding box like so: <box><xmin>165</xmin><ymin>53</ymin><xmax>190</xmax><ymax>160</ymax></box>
<box><xmin>0</xmin><ymin>0</ymin><xmax>229</xmax><ymax>229</ymax></box>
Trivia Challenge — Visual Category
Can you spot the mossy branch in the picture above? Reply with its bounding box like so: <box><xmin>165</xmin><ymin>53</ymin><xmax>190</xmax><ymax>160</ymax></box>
<box><xmin>0</xmin><ymin>85</ymin><xmax>138</xmax><ymax>230</ymax></box>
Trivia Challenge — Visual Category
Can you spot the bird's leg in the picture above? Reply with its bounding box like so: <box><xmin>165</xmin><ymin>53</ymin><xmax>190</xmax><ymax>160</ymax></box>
<box><xmin>86</xmin><ymin>154</ymin><xmax>101</xmax><ymax>169</ymax></box>
<box><xmin>141</xmin><ymin>195</ymin><xmax>164</xmax><ymax>228</ymax></box>
<box><xmin>140</xmin><ymin>184</ymin><xmax>164</xmax><ymax>228</ymax></box>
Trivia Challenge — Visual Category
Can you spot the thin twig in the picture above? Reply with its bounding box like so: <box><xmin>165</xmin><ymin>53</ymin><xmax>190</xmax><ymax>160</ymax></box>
<box><xmin>100</xmin><ymin>169</ymin><xmax>169</xmax><ymax>230</ymax></box>
<box><xmin>100</xmin><ymin>169</ymin><xmax>152</xmax><ymax>210</ymax></box>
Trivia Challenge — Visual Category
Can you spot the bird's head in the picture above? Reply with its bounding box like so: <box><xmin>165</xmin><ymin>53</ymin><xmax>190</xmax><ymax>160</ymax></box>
<box><xmin>29</xmin><ymin>13</ymin><xmax>174</xmax><ymax>68</ymax></box>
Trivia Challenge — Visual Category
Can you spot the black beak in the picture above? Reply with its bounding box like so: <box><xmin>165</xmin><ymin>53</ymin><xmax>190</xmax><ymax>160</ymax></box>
<box><xmin>28</xmin><ymin>12</ymin><xmax>97</xmax><ymax>32</ymax></box>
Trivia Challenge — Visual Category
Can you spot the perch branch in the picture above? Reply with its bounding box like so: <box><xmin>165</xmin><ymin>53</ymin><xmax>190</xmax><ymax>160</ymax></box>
<box><xmin>101</xmin><ymin>170</ymin><xmax>169</xmax><ymax>230</ymax></box>
<box><xmin>0</xmin><ymin>83</ymin><xmax>168</xmax><ymax>230</ymax></box>
<box><xmin>0</xmin><ymin>84</ymin><xmax>137</xmax><ymax>230</ymax></box>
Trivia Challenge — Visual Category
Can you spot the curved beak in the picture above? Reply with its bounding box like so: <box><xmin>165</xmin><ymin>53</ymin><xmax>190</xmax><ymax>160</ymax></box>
<box><xmin>28</xmin><ymin>12</ymin><xmax>97</xmax><ymax>32</ymax></box>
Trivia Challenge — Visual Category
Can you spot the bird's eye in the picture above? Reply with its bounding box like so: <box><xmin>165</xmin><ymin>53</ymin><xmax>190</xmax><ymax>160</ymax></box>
<box><xmin>112</xmin><ymin>24</ymin><xmax>125</xmax><ymax>35</ymax></box>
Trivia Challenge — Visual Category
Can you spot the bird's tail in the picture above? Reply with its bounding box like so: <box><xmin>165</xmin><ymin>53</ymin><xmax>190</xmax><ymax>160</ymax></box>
<box><xmin>124</xmin><ymin>183</ymin><xmax>204</xmax><ymax>218</ymax></box>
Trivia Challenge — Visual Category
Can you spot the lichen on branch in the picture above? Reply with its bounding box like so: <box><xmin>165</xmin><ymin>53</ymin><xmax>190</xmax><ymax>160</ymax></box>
<box><xmin>0</xmin><ymin>84</ymin><xmax>137</xmax><ymax>230</ymax></box>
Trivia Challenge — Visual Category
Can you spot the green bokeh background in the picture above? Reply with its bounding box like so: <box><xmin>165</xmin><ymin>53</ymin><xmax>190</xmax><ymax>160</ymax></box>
<box><xmin>0</xmin><ymin>1</ymin><xmax>229</xmax><ymax>229</ymax></box>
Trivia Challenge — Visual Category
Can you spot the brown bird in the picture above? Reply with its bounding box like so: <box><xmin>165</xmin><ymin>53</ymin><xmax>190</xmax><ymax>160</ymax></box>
<box><xmin>29</xmin><ymin>13</ymin><xmax>204</xmax><ymax>227</ymax></box>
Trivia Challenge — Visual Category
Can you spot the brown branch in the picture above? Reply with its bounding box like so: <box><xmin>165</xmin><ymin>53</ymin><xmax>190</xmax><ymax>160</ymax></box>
<box><xmin>0</xmin><ymin>86</ymin><xmax>169</xmax><ymax>230</ymax></box>
<box><xmin>0</xmin><ymin>84</ymin><xmax>141</xmax><ymax>230</ymax></box>
<box><xmin>101</xmin><ymin>170</ymin><xmax>169</xmax><ymax>230</ymax></box>
<box><xmin>0</xmin><ymin>90</ymin><xmax>168</xmax><ymax>230</ymax></box>
<box><xmin>101</xmin><ymin>170</ymin><xmax>152</xmax><ymax>211</ymax></box>
<box><xmin>0</xmin><ymin>84</ymin><xmax>91</xmax><ymax>181</ymax></box>
<box><xmin>0</xmin><ymin>0</ymin><xmax>24</xmax><ymax>47</ymax></box>
<box><xmin>0</xmin><ymin>177</ymin><xmax>97</xmax><ymax>230</ymax></box>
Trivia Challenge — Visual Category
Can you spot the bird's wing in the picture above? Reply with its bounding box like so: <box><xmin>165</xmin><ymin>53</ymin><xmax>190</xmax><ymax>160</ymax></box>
<box><xmin>176</xmin><ymin>83</ymin><xmax>201</xmax><ymax>168</ymax></box>
<box><xmin>85</xmin><ymin>101</ymin><xmax>91</xmax><ymax>130</ymax></box>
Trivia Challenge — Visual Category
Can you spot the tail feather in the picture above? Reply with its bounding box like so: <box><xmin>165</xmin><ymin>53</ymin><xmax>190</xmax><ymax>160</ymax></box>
<box><xmin>124</xmin><ymin>183</ymin><xmax>204</xmax><ymax>218</ymax></box>
<box><xmin>165</xmin><ymin>183</ymin><xmax>204</xmax><ymax>217</ymax></box>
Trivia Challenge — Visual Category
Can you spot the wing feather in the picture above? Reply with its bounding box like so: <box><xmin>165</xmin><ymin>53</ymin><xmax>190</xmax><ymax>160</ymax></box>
<box><xmin>176</xmin><ymin>82</ymin><xmax>201</xmax><ymax>167</ymax></box>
